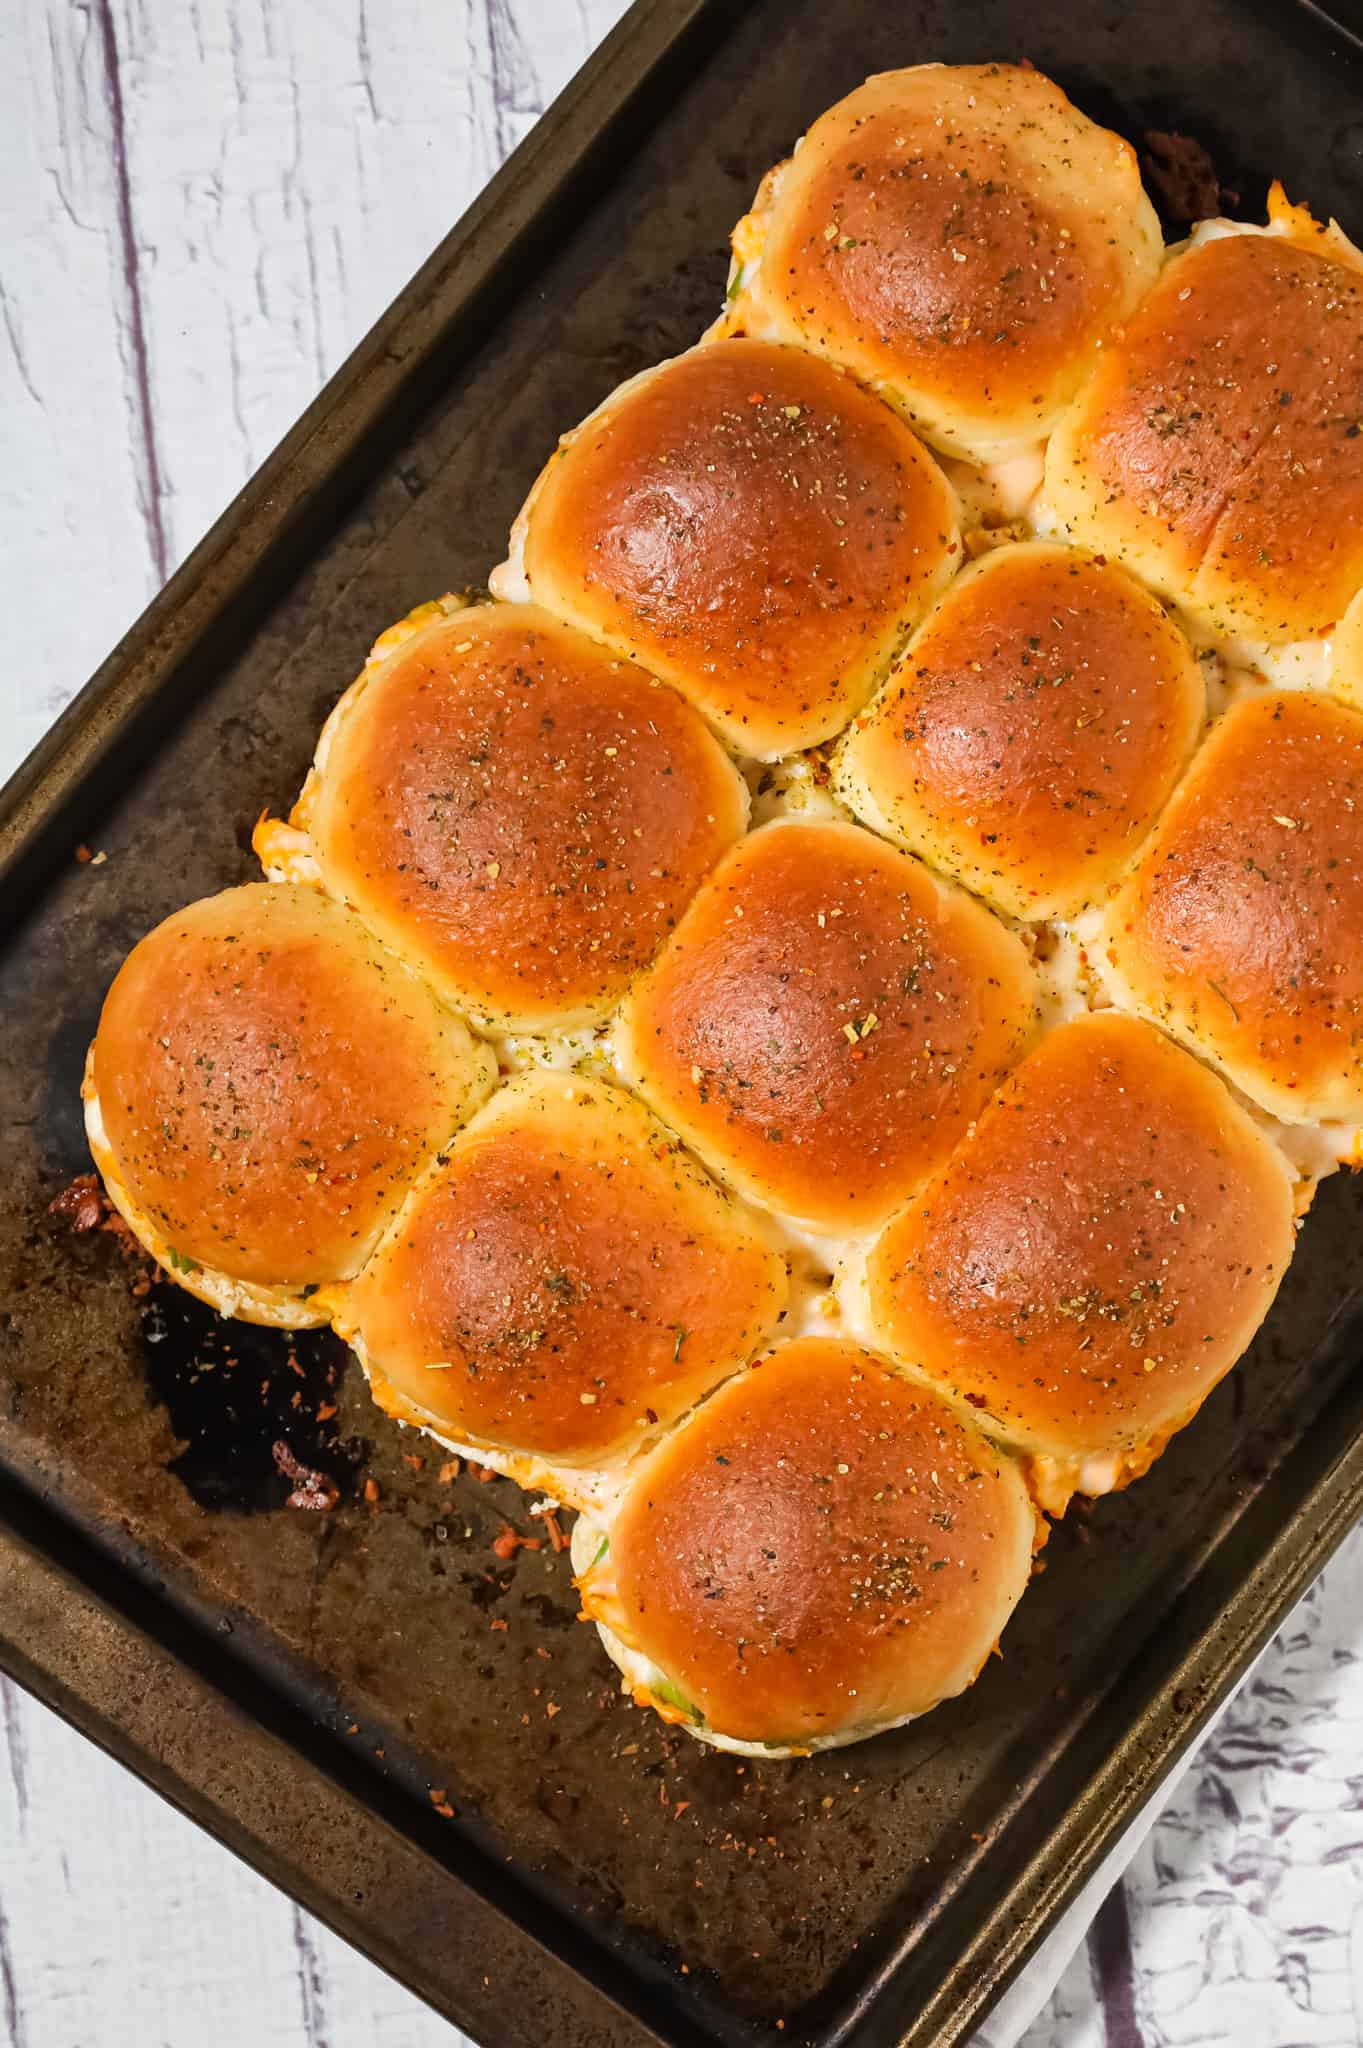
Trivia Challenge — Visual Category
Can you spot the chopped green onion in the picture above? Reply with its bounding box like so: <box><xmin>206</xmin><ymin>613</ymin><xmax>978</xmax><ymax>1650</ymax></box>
<box><xmin>652</xmin><ymin>1676</ymin><xmax>705</xmax><ymax>1727</ymax></box>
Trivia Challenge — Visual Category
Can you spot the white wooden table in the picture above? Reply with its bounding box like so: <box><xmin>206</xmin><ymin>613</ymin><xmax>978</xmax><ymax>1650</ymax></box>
<box><xmin>3</xmin><ymin>7</ymin><xmax>1362</xmax><ymax>2045</ymax></box>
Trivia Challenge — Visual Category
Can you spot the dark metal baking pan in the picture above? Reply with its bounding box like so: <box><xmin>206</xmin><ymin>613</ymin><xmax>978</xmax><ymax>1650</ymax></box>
<box><xmin>3</xmin><ymin>3</ymin><xmax>1363</xmax><ymax>2044</ymax></box>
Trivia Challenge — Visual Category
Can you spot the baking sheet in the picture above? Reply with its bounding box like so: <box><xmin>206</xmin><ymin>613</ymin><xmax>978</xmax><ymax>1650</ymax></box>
<box><xmin>3</xmin><ymin>4</ymin><xmax>1363</xmax><ymax>2045</ymax></box>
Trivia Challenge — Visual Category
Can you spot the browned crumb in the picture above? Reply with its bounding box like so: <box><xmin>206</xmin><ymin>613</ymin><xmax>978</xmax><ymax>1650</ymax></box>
<box><xmin>271</xmin><ymin>1440</ymin><xmax>339</xmax><ymax>1512</ymax></box>
<box><xmin>48</xmin><ymin>1174</ymin><xmax>105</xmax><ymax>1233</ymax></box>
<box><xmin>1141</xmin><ymin>130</ymin><xmax>1239</xmax><ymax>227</ymax></box>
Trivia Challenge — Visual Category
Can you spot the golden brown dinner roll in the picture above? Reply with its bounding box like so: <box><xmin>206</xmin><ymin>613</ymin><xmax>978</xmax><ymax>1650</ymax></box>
<box><xmin>1044</xmin><ymin>224</ymin><xmax>1363</xmax><ymax>645</ymax></box>
<box><xmin>504</xmin><ymin>337</ymin><xmax>960</xmax><ymax>757</ymax></box>
<box><xmin>259</xmin><ymin>600</ymin><xmax>746</xmax><ymax>1031</ymax></box>
<box><xmin>834</xmin><ymin>542</ymin><xmax>1205</xmax><ymax>919</ymax></box>
<box><xmin>858</xmin><ymin>1012</ymin><xmax>1295</xmax><ymax>1513</ymax></box>
<box><xmin>616</xmin><ymin>819</ymin><xmax>1037</xmax><ymax>1234</ymax></box>
<box><xmin>726</xmin><ymin>64</ymin><xmax>1161</xmax><ymax>465</ymax></box>
<box><xmin>85</xmin><ymin>884</ymin><xmax>494</xmax><ymax>1323</ymax></box>
<box><xmin>337</xmin><ymin>1073</ymin><xmax>787</xmax><ymax>1503</ymax></box>
<box><xmin>574</xmin><ymin>1336</ymin><xmax>1037</xmax><ymax>1750</ymax></box>
<box><xmin>1103</xmin><ymin>691</ymin><xmax>1363</xmax><ymax>1123</ymax></box>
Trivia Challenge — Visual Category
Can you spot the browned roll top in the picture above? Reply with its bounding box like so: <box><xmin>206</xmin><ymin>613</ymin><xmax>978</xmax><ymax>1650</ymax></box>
<box><xmin>589</xmin><ymin>1337</ymin><xmax>1037</xmax><ymax>1746</ymax></box>
<box><xmin>89</xmin><ymin>884</ymin><xmax>492</xmax><ymax>1296</ymax></box>
<box><xmin>1045</xmin><ymin>228</ymin><xmax>1363</xmax><ymax>644</ymax></box>
<box><xmin>617</xmin><ymin>818</ymin><xmax>1037</xmax><ymax>1233</ymax></box>
<box><xmin>1104</xmin><ymin>690</ymin><xmax>1363</xmax><ymax>1122</ymax></box>
<box><xmin>732</xmin><ymin>65</ymin><xmax>1161</xmax><ymax>463</ymax></box>
<box><xmin>341</xmin><ymin>1073</ymin><xmax>787</xmax><ymax>1486</ymax></box>
<box><xmin>862</xmin><ymin>1012</ymin><xmax>1295</xmax><ymax>1489</ymax></box>
<box><xmin>835</xmin><ymin>541</ymin><xmax>1206</xmax><ymax>919</ymax></box>
<box><xmin>516</xmin><ymin>337</ymin><xmax>960</xmax><ymax>756</ymax></box>
<box><xmin>298</xmin><ymin>602</ymin><xmax>746</xmax><ymax>1029</ymax></box>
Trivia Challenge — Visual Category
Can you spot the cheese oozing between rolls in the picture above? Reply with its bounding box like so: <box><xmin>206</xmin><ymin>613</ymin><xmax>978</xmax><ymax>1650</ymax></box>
<box><xmin>574</xmin><ymin>1336</ymin><xmax>1038</xmax><ymax>1752</ymax></box>
<box><xmin>256</xmin><ymin>599</ymin><xmax>746</xmax><ymax>1032</ymax></box>
<box><xmin>854</xmin><ymin>1011</ymin><xmax>1296</xmax><ymax>1514</ymax></box>
<box><xmin>833</xmin><ymin>541</ymin><xmax>1206</xmax><ymax>920</ymax></box>
<box><xmin>615</xmin><ymin>818</ymin><xmax>1038</xmax><ymax>1237</ymax></box>
<box><xmin>84</xmin><ymin>884</ymin><xmax>493</xmax><ymax>1324</ymax></box>
<box><xmin>1102</xmin><ymin>691</ymin><xmax>1363</xmax><ymax>1124</ymax></box>
<box><xmin>500</xmin><ymin>336</ymin><xmax>960</xmax><ymax>757</ymax></box>
<box><xmin>337</xmin><ymin>1072</ymin><xmax>788</xmax><ymax>1506</ymax></box>
<box><xmin>1043</xmin><ymin>215</ymin><xmax>1363</xmax><ymax>646</ymax></box>
<box><xmin>725</xmin><ymin>64</ymin><xmax>1162</xmax><ymax>466</ymax></box>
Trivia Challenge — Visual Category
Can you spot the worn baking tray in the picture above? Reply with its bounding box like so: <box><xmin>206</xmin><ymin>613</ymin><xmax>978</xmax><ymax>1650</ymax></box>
<box><xmin>5</xmin><ymin>2</ymin><xmax>1363</xmax><ymax>2043</ymax></box>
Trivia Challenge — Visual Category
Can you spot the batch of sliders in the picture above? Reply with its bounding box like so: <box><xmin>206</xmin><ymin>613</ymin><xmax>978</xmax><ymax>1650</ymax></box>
<box><xmin>85</xmin><ymin>66</ymin><xmax>1363</xmax><ymax>1756</ymax></box>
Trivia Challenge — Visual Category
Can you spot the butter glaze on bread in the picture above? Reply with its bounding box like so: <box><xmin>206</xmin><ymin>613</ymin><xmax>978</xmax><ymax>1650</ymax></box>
<box><xmin>275</xmin><ymin>601</ymin><xmax>746</xmax><ymax>1031</ymax></box>
<box><xmin>87</xmin><ymin>884</ymin><xmax>493</xmax><ymax>1313</ymax></box>
<box><xmin>859</xmin><ymin>1011</ymin><xmax>1295</xmax><ymax>1510</ymax></box>
<box><xmin>1103</xmin><ymin>691</ymin><xmax>1363</xmax><ymax>1123</ymax></box>
<box><xmin>339</xmin><ymin>1072</ymin><xmax>787</xmax><ymax>1502</ymax></box>
<box><xmin>834</xmin><ymin>541</ymin><xmax>1205</xmax><ymax>919</ymax></box>
<box><xmin>1044</xmin><ymin>228</ymin><xmax>1363</xmax><ymax>644</ymax></box>
<box><xmin>729</xmin><ymin>65</ymin><xmax>1162</xmax><ymax>465</ymax></box>
<box><xmin>577</xmin><ymin>1337</ymin><xmax>1037</xmax><ymax>1748</ymax></box>
<box><xmin>616</xmin><ymin>818</ymin><xmax>1037</xmax><ymax>1235</ymax></box>
<box><xmin>511</xmin><ymin>337</ymin><xmax>960</xmax><ymax>757</ymax></box>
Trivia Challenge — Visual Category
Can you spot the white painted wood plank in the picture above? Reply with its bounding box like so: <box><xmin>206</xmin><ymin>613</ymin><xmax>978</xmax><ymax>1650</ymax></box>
<box><xmin>104</xmin><ymin>0</ymin><xmax>634</xmax><ymax>591</ymax></box>
<box><xmin>0</xmin><ymin>2</ymin><xmax>162</xmax><ymax>772</ymax></box>
<box><xmin>0</xmin><ymin>1675</ymin><xmax>459</xmax><ymax>2048</ymax></box>
<box><xmin>0</xmin><ymin>0</ymin><xmax>633</xmax><ymax>763</ymax></box>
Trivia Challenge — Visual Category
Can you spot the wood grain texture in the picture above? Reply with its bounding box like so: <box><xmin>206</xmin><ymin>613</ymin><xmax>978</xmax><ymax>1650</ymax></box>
<box><xmin>0</xmin><ymin>1672</ymin><xmax>466</xmax><ymax>2048</ymax></box>
<box><xmin>0</xmin><ymin>3</ymin><xmax>161</xmax><ymax>774</ymax></box>
<box><xmin>1</xmin><ymin>5</ymin><xmax>1362</xmax><ymax>2047</ymax></box>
